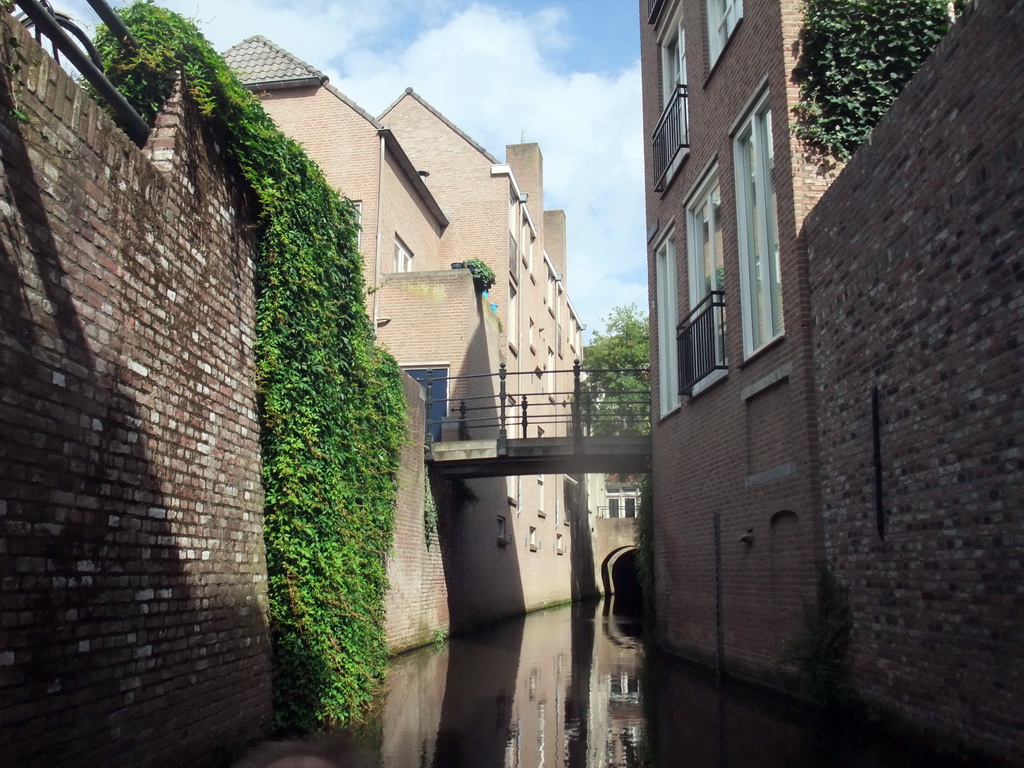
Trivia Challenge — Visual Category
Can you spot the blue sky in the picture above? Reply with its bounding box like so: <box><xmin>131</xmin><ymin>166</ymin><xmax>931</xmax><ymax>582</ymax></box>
<box><xmin>60</xmin><ymin>0</ymin><xmax>649</xmax><ymax>339</ymax></box>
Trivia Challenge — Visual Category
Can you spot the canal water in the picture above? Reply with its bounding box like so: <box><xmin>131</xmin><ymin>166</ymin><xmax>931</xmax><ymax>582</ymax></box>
<box><xmin>233</xmin><ymin>600</ymin><xmax>992</xmax><ymax>768</ymax></box>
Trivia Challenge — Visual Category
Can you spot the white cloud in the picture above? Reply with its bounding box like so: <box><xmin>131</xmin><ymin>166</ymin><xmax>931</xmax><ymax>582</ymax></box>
<box><xmin>332</xmin><ymin>5</ymin><xmax>647</xmax><ymax>337</ymax></box>
<box><xmin>64</xmin><ymin>0</ymin><xmax>648</xmax><ymax>338</ymax></box>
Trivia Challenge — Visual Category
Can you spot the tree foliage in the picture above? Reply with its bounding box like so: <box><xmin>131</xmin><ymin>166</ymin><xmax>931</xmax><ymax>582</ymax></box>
<box><xmin>794</xmin><ymin>0</ymin><xmax>954</xmax><ymax>161</ymax></box>
<box><xmin>95</xmin><ymin>2</ymin><xmax>406</xmax><ymax>731</ymax></box>
<box><xmin>581</xmin><ymin>304</ymin><xmax>650</xmax><ymax>437</ymax></box>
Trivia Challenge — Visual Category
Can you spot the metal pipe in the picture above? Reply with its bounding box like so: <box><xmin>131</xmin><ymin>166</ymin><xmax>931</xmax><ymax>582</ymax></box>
<box><xmin>85</xmin><ymin>0</ymin><xmax>140</xmax><ymax>49</ymax></box>
<box><xmin>15</xmin><ymin>0</ymin><xmax>150</xmax><ymax>146</ymax></box>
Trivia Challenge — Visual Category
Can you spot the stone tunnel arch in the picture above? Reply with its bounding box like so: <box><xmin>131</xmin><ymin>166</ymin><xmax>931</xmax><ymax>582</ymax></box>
<box><xmin>601</xmin><ymin>546</ymin><xmax>642</xmax><ymax>611</ymax></box>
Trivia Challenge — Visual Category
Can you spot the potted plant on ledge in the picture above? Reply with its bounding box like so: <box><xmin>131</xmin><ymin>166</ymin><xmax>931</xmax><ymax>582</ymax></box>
<box><xmin>464</xmin><ymin>258</ymin><xmax>495</xmax><ymax>293</ymax></box>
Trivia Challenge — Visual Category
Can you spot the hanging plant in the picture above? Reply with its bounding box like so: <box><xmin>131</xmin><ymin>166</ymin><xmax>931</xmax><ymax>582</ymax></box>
<box><xmin>464</xmin><ymin>258</ymin><xmax>495</xmax><ymax>292</ymax></box>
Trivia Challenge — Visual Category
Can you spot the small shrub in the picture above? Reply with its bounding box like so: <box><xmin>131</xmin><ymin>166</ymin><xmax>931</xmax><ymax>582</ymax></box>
<box><xmin>785</xmin><ymin>564</ymin><xmax>857</xmax><ymax>711</ymax></box>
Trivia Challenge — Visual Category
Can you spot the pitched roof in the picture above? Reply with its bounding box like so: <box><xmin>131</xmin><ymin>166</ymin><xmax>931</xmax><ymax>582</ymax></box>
<box><xmin>379</xmin><ymin>88</ymin><xmax>500</xmax><ymax>165</ymax></box>
<box><xmin>222</xmin><ymin>35</ymin><xmax>327</xmax><ymax>89</ymax></box>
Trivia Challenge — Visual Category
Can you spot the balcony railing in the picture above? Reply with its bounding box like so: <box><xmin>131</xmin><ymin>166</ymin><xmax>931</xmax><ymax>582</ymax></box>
<box><xmin>677</xmin><ymin>290</ymin><xmax>727</xmax><ymax>395</ymax></box>
<box><xmin>648</xmin><ymin>0</ymin><xmax>666</xmax><ymax>23</ymax></box>
<box><xmin>653</xmin><ymin>84</ymin><xmax>689</xmax><ymax>191</ymax></box>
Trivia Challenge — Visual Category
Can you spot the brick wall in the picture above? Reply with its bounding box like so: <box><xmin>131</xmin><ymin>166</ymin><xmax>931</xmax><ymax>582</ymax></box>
<box><xmin>641</xmin><ymin>0</ymin><xmax>824</xmax><ymax>679</ymax></box>
<box><xmin>384</xmin><ymin>377</ymin><xmax>449</xmax><ymax>652</ymax></box>
<box><xmin>0</xmin><ymin>18</ymin><xmax>271</xmax><ymax>768</ymax></box>
<box><xmin>806</xmin><ymin>0</ymin><xmax>1024</xmax><ymax>761</ymax></box>
<box><xmin>257</xmin><ymin>85</ymin><xmax>383</xmax><ymax>289</ymax></box>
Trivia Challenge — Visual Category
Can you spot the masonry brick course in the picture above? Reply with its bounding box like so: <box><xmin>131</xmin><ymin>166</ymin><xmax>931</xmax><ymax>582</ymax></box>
<box><xmin>1</xmin><ymin>18</ymin><xmax>270</xmax><ymax>767</ymax></box>
<box><xmin>805</xmin><ymin>0</ymin><xmax>1024</xmax><ymax>760</ymax></box>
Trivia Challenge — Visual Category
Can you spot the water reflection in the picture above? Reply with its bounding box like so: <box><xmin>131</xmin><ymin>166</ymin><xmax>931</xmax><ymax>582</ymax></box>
<box><xmin>233</xmin><ymin>600</ymin><xmax>995</xmax><ymax>768</ymax></box>
<box><xmin>380</xmin><ymin>599</ymin><xmax>644</xmax><ymax>768</ymax></box>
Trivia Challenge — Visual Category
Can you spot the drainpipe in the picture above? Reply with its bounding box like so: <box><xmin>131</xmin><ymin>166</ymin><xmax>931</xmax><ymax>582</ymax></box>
<box><xmin>373</xmin><ymin>134</ymin><xmax>385</xmax><ymax>337</ymax></box>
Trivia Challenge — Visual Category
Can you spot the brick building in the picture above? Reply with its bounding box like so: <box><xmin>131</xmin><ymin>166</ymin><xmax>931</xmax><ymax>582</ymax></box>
<box><xmin>641</xmin><ymin>0</ymin><xmax>1024</xmax><ymax>761</ymax></box>
<box><xmin>640</xmin><ymin>0</ymin><xmax>824</xmax><ymax>679</ymax></box>
<box><xmin>223</xmin><ymin>38</ymin><xmax>594</xmax><ymax>639</ymax></box>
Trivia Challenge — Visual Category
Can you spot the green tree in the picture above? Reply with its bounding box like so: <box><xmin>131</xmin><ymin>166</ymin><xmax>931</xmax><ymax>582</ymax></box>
<box><xmin>794</xmin><ymin>0</ymin><xmax>955</xmax><ymax>161</ymax></box>
<box><xmin>580</xmin><ymin>304</ymin><xmax>650</xmax><ymax>436</ymax></box>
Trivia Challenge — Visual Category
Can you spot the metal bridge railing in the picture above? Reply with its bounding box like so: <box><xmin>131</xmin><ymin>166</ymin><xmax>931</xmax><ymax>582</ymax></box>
<box><xmin>420</xmin><ymin>360</ymin><xmax>649</xmax><ymax>456</ymax></box>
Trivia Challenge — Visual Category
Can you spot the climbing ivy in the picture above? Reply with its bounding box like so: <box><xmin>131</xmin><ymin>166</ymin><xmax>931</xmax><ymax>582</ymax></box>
<box><xmin>793</xmin><ymin>0</ymin><xmax>955</xmax><ymax>161</ymax></box>
<box><xmin>94</xmin><ymin>2</ymin><xmax>406</xmax><ymax>731</ymax></box>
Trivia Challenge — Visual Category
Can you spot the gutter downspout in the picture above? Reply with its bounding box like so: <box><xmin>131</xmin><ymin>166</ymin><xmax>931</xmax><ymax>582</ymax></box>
<box><xmin>373</xmin><ymin>134</ymin><xmax>385</xmax><ymax>337</ymax></box>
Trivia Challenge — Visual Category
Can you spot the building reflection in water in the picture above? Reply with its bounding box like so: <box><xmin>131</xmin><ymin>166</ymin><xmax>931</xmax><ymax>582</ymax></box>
<box><xmin>381</xmin><ymin>599</ymin><xmax>644</xmax><ymax>768</ymax></box>
<box><xmin>231</xmin><ymin>598</ymin><xmax>993</xmax><ymax>768</ymax></box>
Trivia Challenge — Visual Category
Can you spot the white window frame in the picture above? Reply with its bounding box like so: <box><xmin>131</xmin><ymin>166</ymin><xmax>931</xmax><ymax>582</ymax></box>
<box><xmin>394</xmin><ymin>235</ymin><xmax>413</xmax><ymax>273</ymax></box>
<box><xmin>708</xmin><ymin>0</ymin><xmax>743</xmax><ymax>66</ymax></box>
<box><xmin>660</xmin><ymin>16</ymin><xmax>687</xmax><ymax>108</ymax></box>
<box><xmin>509</xmin><ymin>283</ymin><xmax>519</xmax><ymax>351</ymax></box>
<box><xmin>655</xmin><ymin>231</ymin><xmax>680</xmax><ymax>416</ymax></box>
<box><xmin>734</xmin><ymin>91</ymin><xmax>782</xmax><ymax>358</ymax></box>
<box><xmin>352</xmin><ymin>201</ymin><xmax>362</xmax><ymax>250</ymax></box>
<box><xmin>685</xmin><ymin>168</ymin><xmax>728</xmax><ymax>392</ymax></box>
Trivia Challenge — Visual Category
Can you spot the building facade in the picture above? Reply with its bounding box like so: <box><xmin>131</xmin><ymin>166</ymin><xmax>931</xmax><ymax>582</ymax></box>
<box><xmin>641</xmin><ymin>0</ymin><xmax>1024</xmax><ymax>761</ymax></box>
<box><xmin>640</xmin><ymin>0</ymin><xmax>825</xmax><ymax>679</ymax></box>
<box><xmin>224</xmin><ymin>38</ymin><xmax>595</xmax><ymax>640</ymax></box>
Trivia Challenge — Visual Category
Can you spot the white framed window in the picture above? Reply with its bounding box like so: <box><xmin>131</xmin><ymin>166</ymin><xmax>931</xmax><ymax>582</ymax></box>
<box><xmin>661</xmin><ymin>16</ymin><xmax>687</xmax><ymax>108</ymax></box>
<box><xmin>708</xmin><ymin>0</ymin><xmax>743</xmax><ymax>65</ymax></box>
<box><xmin>522</xmin><ymin>215</ymin><xmax>532</xmax><ymax>270</ymax></box>
<box><xmin>537</xmin><ymin>476</ymin><xmax>545</xmax><ymax>514</ymax></box>
<box><xmin>394</xmin><ymin>235</ymin><xmax>413</xmax><ymax>273</ymax></box>
<box><xmin>556</xmin><ymin>533</ymin><xmax>564</xmax><ymax>554</ymax></box>
<box><xmin>654</xmin><ymin>232</ymin><xmax>680</xmax><ymax>415</ymax></box>
<box><xmin>509</xmin><ymin>284</ymin><xmax>519</xmax><ymax>350</ymax></box>
<box><xmin>352</xmin><ymin>201</ymin><xmax>362</xmax><ymax>250</ymax></box>
<box><xmin>684</xmin><ymin>169</ymin><xmax>728</xmax><ymax>390</ymax></box>
<box><xmin>528</xmin><ymin>526</ymin><xmax>538</xmax><ymax>551</ymax></box>
<box><xmin>546</xmin><ymin>348</ymin><xmax>555</xmax><ymax>393</ymax></box>
<box><xmin>497</xmin><ymin>515</ymin><xmax>507</xmax><ymax>545</ymax></box>
<box><xmin>734</xmin><ymin>92</ymin><xmax>782</xmax><ymax>357</ymax></box>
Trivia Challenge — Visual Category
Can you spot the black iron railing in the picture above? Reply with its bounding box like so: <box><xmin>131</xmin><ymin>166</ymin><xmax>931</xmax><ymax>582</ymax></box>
<box><xmin>677</xmin><ymin>290</ymin><xmax>727</xmax><ymax>394</ymax></box>
<box><xmin>648</xmin><ymin>0</ymin><xmax>666</xmax><ymax>24</ymax></box>
<box><xmin>419</xmin><ymin>361</ymin><xmax>650</xmax><ymax>455</ymax></box>
<box><xmin>653</xmin><ymin>84</ymin><xmax>689</xmax><ymax>191</ymax></box>
<box><xmin>13</xmin><ymin>0</ymin><xmax>150</xmax><ymax>145</ymax></box>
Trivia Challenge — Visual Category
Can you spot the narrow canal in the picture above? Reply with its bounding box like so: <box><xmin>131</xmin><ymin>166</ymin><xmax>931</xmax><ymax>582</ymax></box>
<box><xmin>234</xmin><ymin>600</ymin><xmax>993</xmax><ymax>767</ymax></box>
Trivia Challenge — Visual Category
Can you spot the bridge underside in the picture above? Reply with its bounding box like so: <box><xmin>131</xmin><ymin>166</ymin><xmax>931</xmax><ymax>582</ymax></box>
<box><xmin>427</xmin><ymin>435</ymin><xmax>651</xmax><ymax>478</ymax></box>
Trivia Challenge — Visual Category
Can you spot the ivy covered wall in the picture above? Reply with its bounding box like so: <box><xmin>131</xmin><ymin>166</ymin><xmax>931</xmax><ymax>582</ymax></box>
<box><xmin>96</xmin><ymin>3</ymin><xmax>407</xmax><ymax>731</ymax></box>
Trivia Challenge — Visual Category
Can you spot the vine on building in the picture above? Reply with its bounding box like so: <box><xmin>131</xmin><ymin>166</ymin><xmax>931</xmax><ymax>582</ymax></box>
<box><xmin>794</xmin><ymin>0</ymin><xmax>957</xmax><ymax>161</ymax></box>
<box><xmin>95</xmin><ymin>2</ymin><xmax>406</xmax><ymax>731</ymax></box>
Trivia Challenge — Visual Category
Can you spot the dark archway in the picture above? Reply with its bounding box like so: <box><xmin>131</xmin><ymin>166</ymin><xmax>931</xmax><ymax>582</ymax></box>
<box><xmin>601</xmin><ymin>546</ymin><xmax>642</xmax><ymax>614</ymax></box>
